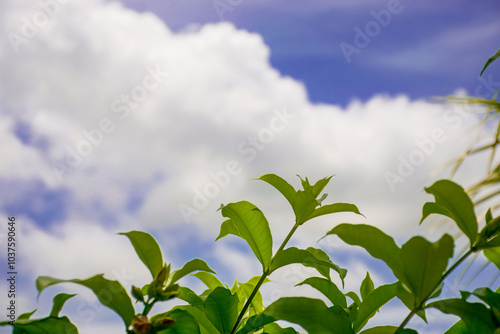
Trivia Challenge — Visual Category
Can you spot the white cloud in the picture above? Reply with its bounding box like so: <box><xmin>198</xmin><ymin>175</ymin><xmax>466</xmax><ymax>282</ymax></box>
<box><xmin>0</xmin><ymin>0</ymin><xmax>492</xmax><ymax>332</ymax></box>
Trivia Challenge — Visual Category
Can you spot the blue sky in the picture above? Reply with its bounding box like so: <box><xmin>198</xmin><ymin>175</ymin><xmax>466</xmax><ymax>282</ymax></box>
<box><xmin>1</xmin><ymin>1</ymin><xmax>499</xmax><ymax>333</ymax></box>
<box><xmin>115</xmin><ymin>0</ymin><xmax>500</xmax><ymax>105</ymax></box>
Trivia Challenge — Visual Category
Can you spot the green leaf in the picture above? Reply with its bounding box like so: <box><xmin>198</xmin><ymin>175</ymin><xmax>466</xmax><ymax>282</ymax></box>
<box><xmin>131</xmin><ymin>285</ymin><xmax>145</xmax><ymax>303</ymax></box>
<box><xmin>308</xmin><ymin>203</ymin><xmax>363</xmax><ymax>221</ymax></box>
<box><xmin>150</xmin><ymin>266</ymin><xmax>169</xmax><ymax>297</ymax></box>
<box><xmin>305</xmin><ymin>247</ymin><xmax>347</xmax><ymax>283</ymax></box>
<box><xmin>345</xmin><ymin>291</ymin><xmax>362</xmax><ymax>307</ymax></box>
<box><xmin>480</xmin><ymin>48</ymin><xmax>500</xmax><ymax>76</ymax></box>
<box><xmin>289</xmin><ymin>190</ymin><xmax>319</xmax><ymax>224</ymax></box>
<box><xmin>11</xmin><ymin>316</ymin><xmax>78</xmax><ymax>334</ymax></box>
<box><xmin>236</xmin><ymin>314</ymin><xmax>276</xmax><ymax>334</ymax></box>
<box><xmin>256</xmin><ymin>174</ymin><xmax>296</xmax><ymax>206</ymax></box>
<box><xmin>50</xmin><ymin>293</ymin><xmax>76</xmax><ymax>318</ymax></box>
<box><xmin>428</xmin><ymin>298</ymin><xmax>496</xmax><ymax>333</ymax></box>
<box><xmin>310</xmin><ymin>176</ymin><xmax>333</xmax><ymax>199</ymax></box>
<box><xmin>396</xmin><ymin>284</ymin><xmax>426</xmax><ymax>322</ymax></box>
<box><xmin>36</xmin><ymin>274</ymin><xmax>135</xmax><ymax>327</ymax></box>
<box><xmin>152</xmin><ymin>309</ymin><xmax>201</xmax><ymax>334</ymax></box>
<box><xmin>486</xmin><ymin>208</ymin><xmax>494</xmax><ymax>224</ymax></box>
<box><xmin>296</xmin><ymin>277</ymin><xmax>347</xmax><ymax>308</ymax></box>
<box><xmin>421</xmin><ymin>180</ymin><xmax>477</xmax><ymax>245</ymax></box>
<box><xmin>360</xmin><ymin>272</ymin><xmax>374</xmax><ymax>301</ymax></box>
<box><xmin>203</xmin><ymin>287</ymin><xmax>239</xmax><ymax>334</ymax></box>
<box><xmin>353</xmin><ymin>282</ymin><xmax>398</xmax><ymax>332</ymax></box>
<box><xmin>170</xmin><ymin>259</ymin><xmax>216</xmax><ymax>285</ymax></box>
<box><xmin>219</xmin><ymin>201</ymin><xmax>273</xmax><ymax>269</ymax></box>
<box><xmin>263</xmin><ymin>297</ymin><xmax>352</xmax><ymax>334</ymax></box>
<box><xmin>444</xmin><ymin>320</ymin><xmax>473</xmax><ymax>334</ymax></box>
<box><xmin>469</xmin><ymin>288</ymin><xmax>500</xmax><ymax>322</ymax></box>
<box><xmin>325</xmin><ymin>224</ymin><xmax>404</xmax><ymax>280</ymax></box>
<box><xmin>482</xmin><ymin>237</ymin><xmax>500</xmax><ymax>249</ymax></box>
<box><xmin>269</xmin><ymin>247</ymin><xmax>346</xmax><ymax>283</ymax></box>
<box><xmin>484</xmin><ymin>247</ymin><xmax>500</xmax><ymax>270</ymax></box>
<box><xmin>216</xmin><ymin>219</ymin><xmax>241</xmax><ymax>241</ymax></box>
<box><xmin>177</xmin><ymin>287</ymin><xmax>204</xmax><ymax>308</ymax></box>
<box><xmin>233</xmin><ymin>276</ymin><xmax>268</xmax><ymax>315</ymax></box>
<box><xmin>18</xmin><ymin>310</ymin><xmax>37</xmax><ymax>321</ymax></box>
<box><xmin>262</xmin><ymin>323</ymin><xmax>298</xmax><ymax>334</ymax></box>
<box><xmin>256</xmin><ymin>174</ymin><xmax>352</xmax><ymax>225</ymax></box>
<box><xmin>175</xmin><ymin>305</ymin><xmax>219</xmax><ymax>334</ymax></box>
<box><xmin>359</xmin><ymin>326</ymin><xmax>417</xmax><ymax>334</ymax></box>
<box><xmin>193</xmin><ymin>272</ymin><xmax>224</xmax><ymax>291</ymax></box>
<box><xmin>400</xmin><ymin>235</ymin><xmax>454</xmax><ymax>304</ymax></box>
<box><xmin>119</xmin><ymin>231</ymin><xmax>164</xmax><ymax>279</ymax></box>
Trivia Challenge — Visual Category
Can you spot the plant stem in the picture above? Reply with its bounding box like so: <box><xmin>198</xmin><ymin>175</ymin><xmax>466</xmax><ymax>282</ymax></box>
<box><xmin>395</xmin><ymin>248</ymin><xmax>474</xmax><ymax>333</ymax></box>
<box><xmin>142</xmin><ymin>299</ymin><xmax>156</xmax><ymax>317</ymax></box>
<box><xmin>229</xmin><ymin>223</ymin><xmax>300</xmax><ymax>334</ymax></box>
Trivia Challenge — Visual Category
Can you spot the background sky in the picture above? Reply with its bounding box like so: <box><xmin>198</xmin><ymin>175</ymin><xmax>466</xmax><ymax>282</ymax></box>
<box><xmin>1</xmin><ymin>1</ymin><xmax>500</xmax><ymax>333</ymax></box>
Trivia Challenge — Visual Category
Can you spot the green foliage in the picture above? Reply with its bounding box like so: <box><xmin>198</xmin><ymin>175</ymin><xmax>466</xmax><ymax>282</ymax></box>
<box><xmin>420</xmin><ymin>180</ymin><xmax>477</xmax><ymax>245</ymax></box>
<box><xmin>3</xmin><ymin>170</ymin><xmax>497</xmax><ymax>334</ymax></box>
<box><xmin>36</xmin><ymin>274</ymin><xmax>136</xmax><ymax>327</ymax></box>
<box><xmin>0</xmin><ymin>293</ymin><xmax>78</xmax><ymax>333</ymax></box>
<box><xmin>268</xmin><ymin>247</ymin><xmax>346</xmax><ymax>282</ymax></box>
<box><xmin>217</xmin><ymin>201</ymin><xmax>273</xmax><ymax>269</ymax></box>
<box><xmin>6</xmin><ymin>133</ymin><xmax>500</xmax><ymax>334</ymax></box>
<box><xmin>3</xmin><ymin>168</ymin><xmax>499</xmax><ymax>334</ymax></box>
<box><xmin>480</xmin><ymin>48</ymin><xmax>500</xmax><ymax>75</ymax></box>
<box><xmin>120</xmin><ymin>231</ymin><xmax>164</xmax><ymax>279</ymax></box>
<box><xmin>263</xmin><ymin>297</ymin><xmax>352</xmax><ymax>334</ymax></box>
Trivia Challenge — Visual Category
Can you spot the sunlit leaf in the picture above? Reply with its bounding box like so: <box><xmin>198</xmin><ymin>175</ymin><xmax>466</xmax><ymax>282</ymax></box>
<box><xmin>36</xmin><ymin>275</ymin><xmax>135</xmax><ymax>327</ymax></box>
<box><xmin>308</xmin><ymin>203</ymin><xmax>363</xmax><ymax>221</ymax></box>
<box><xmin>7</xmin><ymin>317</ymin><xmax>78</xmax><ymax>333</ymax></box>
<box><xmin>296</xmin><ymin>277</ymin><xmax>347</xmax><ymax>308</ymax></box>
<box><xmin>263</xmin><ymin>297</ymin><xmax>352</xmax><ymax>334</ymax></box>
<box><xmin>262</xmin><ymin>322</ymin><xmax>298</xmax><ymax>333</ymax></box>
<box><xmin>293</xmin><ymin>190</ymin><xmax>320</xmax><ymax>224</ymax></box>
<box><xmin>360</xmin><ymin>272</ymin><xmax>374</xmax><ymax>301</ymax></box>
<box><xmin>177</xmin><ymin>287</ymin><xmax>204</xmax><ymax>308</ymax></box>
<box><xmin>236</xmin><ymin>313</ymin><xmax>276</xmax><ymax>334</ymax></box>
<box><xmin>256</xmin><ymin>174</ymin><xmax>296</xmax><ymax>206</ymax></box>
<box><xmin>192</xmin><ymin>272</ymin><xmax>224</xmax><ymax>291</ymax></box>
<box><xmin>203</xmin><ymin>287</ymin><xmax>239</xmax><ymax>334</ymax></box>
<box><xmin>354</xmin><ymin>282</ymin><xmax>398</xmax><ymax>332</ymax></box>
<box><xmin>119</xmin><ymin>231</ymin><xmax>164</xmax><ymax>279</ymax></box>
<box><xmin>346</xmin><ymin>291</ymin><xmax>361</xmax><ymax>308</ymax></box>
<box><xmin>325</xmin><ymin>224</ymin><xmax>403</xmax><ymax>280</ymax></box>
<box><xmin>152</xmin><ymin>309</ymin><xmax>200</xmax><ymax>334</ymax></box>
<box><xmin>400</xmin><ymin>235</ymin><xmax>454</xmax><ymax>304</ymax></box>
<box><xmin>174</xmin><ymin>305</ymin><xmax>219</xmax><ymax>334</ymax></box>
<box><xmin>219</xmin><ymin>201</ymin><xmax>273</xmax><ymax>269</ymax></box>
<box><xmin>170</xmin><ymin>259</ymin><xmax>215</xmax><ymax>285</ymax></box>
<box><xmin>310</xmin><ymin>176</ymin><xmax>333</xmax><ymax>199</ymax></box>
<box><xmin>421</xmin><ymin>180</ymin><xmax>477</xmax><ymax>245</ymax></box>
<box><xmin>429</xmin><ymin>298</ymin><xmax>496</xmax><ymax>333</ymax></box>
<box><xmin>444</xmin><ymin>320</ymin><xmax>473</xmax><ymax>334</ymax></box>
<box><xmin>50</xmin><ymin>293</ymin><xmax>76</xmax><ymax>318</ymax></box>
<box><xmin>359</xmin><ymin>326</ymin><xmax>417</xmax><ymax>334</ymax></box>
<box><xmin>269</xmin><ymin>247</ymin><xmax>346</xmax><ymax>283</ymax></box>
<box><xmin>234</xmin><ymin>276</ymin><xmax>268</xmax><ymax>315</ymax></box>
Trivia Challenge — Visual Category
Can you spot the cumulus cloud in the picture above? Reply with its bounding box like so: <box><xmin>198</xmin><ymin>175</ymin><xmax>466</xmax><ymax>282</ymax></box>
<box><xmin>0</xmin><ymin>0</ymin><xmax>491</xmax><ymax>332</ymax></box>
